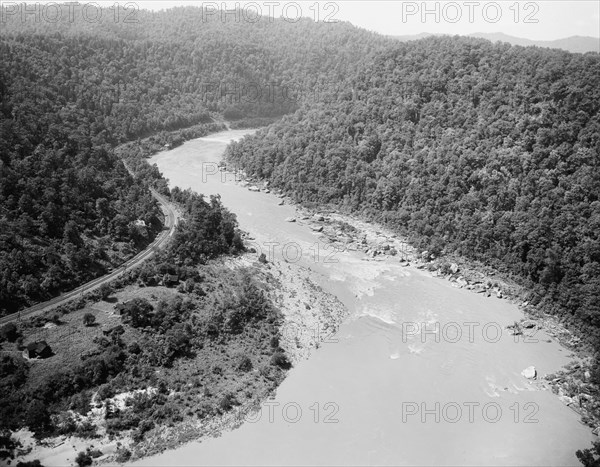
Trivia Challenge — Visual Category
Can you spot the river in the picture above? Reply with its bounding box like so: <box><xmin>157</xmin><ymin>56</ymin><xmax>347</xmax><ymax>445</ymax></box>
<box><xmin>139</xmin><ymin>129</ymin><xmax>593</xmax><ymax>466</ymax></box>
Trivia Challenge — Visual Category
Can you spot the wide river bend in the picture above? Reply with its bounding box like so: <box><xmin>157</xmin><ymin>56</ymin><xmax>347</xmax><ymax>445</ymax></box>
<box><xmin>137</xmin><ymin>129</ymin><xmax>593</xmax><ymax>466</ymax></box>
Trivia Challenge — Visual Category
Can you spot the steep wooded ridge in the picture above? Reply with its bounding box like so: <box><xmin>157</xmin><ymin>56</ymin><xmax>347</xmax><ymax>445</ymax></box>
<box><xmin>2</xmin><ymin>6</ymin><xmax>600</xmax><ymax>461</ymax></box>
<box><xmin>227</xmin><ymin>36</ymin><xmax>600</xmax><ymax>349</ymax></box>
<box><xmin>0</xmin><ymin>6</ymin><xmax>385</xmax><ymax>316</ymax></box>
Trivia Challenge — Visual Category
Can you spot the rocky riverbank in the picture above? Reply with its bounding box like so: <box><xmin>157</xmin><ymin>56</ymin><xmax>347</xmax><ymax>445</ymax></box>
<box><xmin>224</xmin><ymin>251</ymin><xmax>349</xmax><ymax>364</ymax></box>
<box><xmin>229</xmin><ymin>175</ymin><xmax>600</xmax><ymax>444</ymax></box>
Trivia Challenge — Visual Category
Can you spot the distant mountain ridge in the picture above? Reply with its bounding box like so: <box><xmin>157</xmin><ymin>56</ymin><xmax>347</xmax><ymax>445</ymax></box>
<box><xmin>391</xmin><ymin>32</ymin><xmax>600</xmax><ymax>54</ymax></box>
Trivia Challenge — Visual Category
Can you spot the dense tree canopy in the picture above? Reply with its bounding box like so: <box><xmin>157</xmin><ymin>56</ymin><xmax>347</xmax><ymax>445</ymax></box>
<box><xmin>226</xmin><ymin>36</ymin><xmax>600</xmax><ymax>348</ymax></box>
<box><xmin>0</xmin><ymin>6</ymin><xmax>385</xmax><ymax>316</ymax></box>
<box><xmin>2</xmin><ymin>5</ymin><xmax>600</xmax><ymax>463</ymax></box>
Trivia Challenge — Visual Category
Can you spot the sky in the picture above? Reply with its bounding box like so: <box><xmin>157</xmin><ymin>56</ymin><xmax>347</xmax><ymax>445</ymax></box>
<box><xmin>132</xmin><ymin>0</ymin><xmax>600</xmax><ymax>40</ymax></box>
<box><xmin>19</xmin><ymin>1</ymin><xmax>600</xmax><ymax>40</ymax></box>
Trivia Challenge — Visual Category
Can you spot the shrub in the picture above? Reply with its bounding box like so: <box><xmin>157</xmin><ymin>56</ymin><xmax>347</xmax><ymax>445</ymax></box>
<box><xmin>98</xmin><ymin>283</ymin><xmax>113</xmax><ymax>300</ymax></box>
<box><xmin>83</xmin><ymin>313</ymin><xmax>96</xmax><ymax>327</ymax></box>
<box><xmin>75</xmin><ymin>420</ymin><xmax>97</xmax><ymax>439</ymax></box>
<box><xmin>96</xmin><ymin>384</ymin><xmax>115</xmax><ymax>401</ymax></box>
<box><xmin>217</xmin><ymin>393</ymin><xmax>238</xmax><ymax>413</ymax></box>
<box><xmin>70</xmin><ymin>391</ymin><xmax>91</xmax><ymax>415</ymax></box>
<box><xmin>138</xmin><ymin>419</ymin><xmax>154</xmax><ymax>434</ymax></box>
<box><xmin>270</xmin><ymin>351</ymin><xmax>291</xmax><ymax>370</ymax></box>
<box><xmin>128</xmin><ymin>342</ymin><xmax>141</xmax><ymax>355</ymax></box>
<box><xmin>53</xmin><ymin>412</ymin><xmax>77</xmax><ymax>436</ymax></box>
<box><xmin>75</xmin><ymin>451</ymin><xmax>92</xmax><ymax>467</ymax></box>
<box><xmin>576</xmin><ymin>440</ymin><xmax>600</xmax><ymax>467</ymax></box>
<box><xmin>24</xmin><ymin>400</ymin><xmax>51</xmax><ymax>433</ymax></box>
<box><xmin>193</xmin><ymin>284</ymin><xmax>206</xmax><ymax>297</ymax></box>
<box><xmin>16</xmin><ymin>461</ymin><xmax>43</xmax><ymax>467</ymax></box>
<box><xmin>196</xmin><ymin>401</ymin><xmax>215</xmax><ymax>419</ymax></box>
<box><xmin>114</xmin><ymin>447</ymin><xmax>131</xmax><ymax>463</ymax></box>
<box><xmin>0</xmin><ymin>323</ymin><xmax>18</xmax><ymax>342</ymax></box>
<box><xmin>235</xmin><ymin>355</ymin><xmax>253</xmax><ymax>373</ymax></box>
<box><xmin>0</xmin><ymin>433</ymin><xmax>18</xmax><ymax>460</ymax></box>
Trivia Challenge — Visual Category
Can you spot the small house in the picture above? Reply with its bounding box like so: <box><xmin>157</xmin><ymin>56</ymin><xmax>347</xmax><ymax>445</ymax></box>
<box><xmin>114</xmin><ymin>301</ymin><xmax>135</xmax><ymax>316</ymax></box>
<box><xmin>23</xmin><ymin>341</ymin><xmax>52</xmax><ymax>359</ymax></box>
<box><xmin>163</xmin><ymin>273</ymin><xmax>179</xmax><ymax>286</ymax></box>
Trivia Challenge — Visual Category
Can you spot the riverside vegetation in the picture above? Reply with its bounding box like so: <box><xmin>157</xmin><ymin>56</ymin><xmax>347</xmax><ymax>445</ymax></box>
<box><xmin>0</xmin><ymin>144</ymin><xmax>293</xmax><ymax>463</ymax></box>
<box><xmin>0</xmin><ymin>6</ymin><xmax>384</xmax><ymax>316</ymax></box>
<box><xmin>225</xmin><ymin>35</ymin><xmax>600</xmax><ymax>464</ymax></box>
<box><xmin>1</xmin><ymin>5</ymin><xmax>599</xmax><ymax>464</ymax></box>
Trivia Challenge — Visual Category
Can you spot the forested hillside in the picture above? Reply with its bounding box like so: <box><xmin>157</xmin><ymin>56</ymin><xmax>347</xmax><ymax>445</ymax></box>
<box><xmin>226</xmin><ymin>36</ymin><xmax>600</xmax><ymax>347</ymax></box>
<box><xmin>3</xmin><ymin>4</ymin><xmax>599</xmax><ymax>350</ymax></box>
<box><xmin>0</xmin><ymin>6</ymin><xmax>385</xmax><ymax>316</ymax></box>
<box><xmin>3</xmin><ymin>4</ymin><xmax>600</xmax><ymax>463</ymax></box>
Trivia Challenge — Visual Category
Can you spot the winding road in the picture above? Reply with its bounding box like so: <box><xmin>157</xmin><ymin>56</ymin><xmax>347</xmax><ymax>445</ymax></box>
<box><xmin>0</xmin><ymin>188</ymin><xmax>179</xmax><ymax>326</ymax></box>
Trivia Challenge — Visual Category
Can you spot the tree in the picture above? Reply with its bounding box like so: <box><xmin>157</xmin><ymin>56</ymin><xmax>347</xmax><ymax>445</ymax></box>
<box><xmin>217</xmin><ymin>393</ymin><xmax>238</xmax><ymax>412</ymax></box>
<box><xmin>184</xmin><ymin>278</ymin><xmax>195</xmax><ymax>293</ymax></box>
<box><xmin>576</xmin><ymin>440</ymin><xmax>600</xmax><ymax>467</ymax></box>
<box><xmin>24</xmin><ymin>400</ymin><xmax>50</xmax><ymax>433</ymax></box>
<box><xmin>16</xmin><ymin>461</ymin><xmax>44</xmax><ymax>467</ymax></box>
<box><xmin>82</xmin><ymin>313</ymin><xmax>96</xmax><ymax>327</ymax></box>
<box><xmin>127</xmin><ymin>298</ymin><xmax>154</xmax><ymax>328</ymax></box>
<box><xmin>0</xmin><ymin>355</ymin><xmax>29</xmax><ymax>390</ymax></box>
<box><xmin>235</xmin><ymin>354</ymin><xmax>253</xmax><ymax>373</ymax></box>
<box><xmin>98</xmin><ymin>283</ymin><xmax>113</xmax><ymax>300</ymax></box>
<box><xmin>95</xmin><ymin>197</ymin><xmax>109</xmax><ymax>218</ymax></box>
<box><xmin>0</xmin><ymin>323</ymin><xmax>18</xmax><ymax>342</ymax></box>
<box><xmin>75</xmin><ymin>451</ymin><xmax>92</xmax><ymax>467</ymax></box>
<box><xmin>63</xmin><ymin>220</ymin><xmax>82</xmax><ymax>247</ymax></box>
<box><xmin>270</xmin><ymin>351</ymin><xmax>291</xmax><ymax>370</ymax></box>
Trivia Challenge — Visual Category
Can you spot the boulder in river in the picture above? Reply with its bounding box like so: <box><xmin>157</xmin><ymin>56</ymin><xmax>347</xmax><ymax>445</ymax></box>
<box><xmin>521</xmin><ymin>366</ymin><xmax>537</xmax><ymax>379</ymax></box>
<box><xmin>311</xmin><ymin>225</ymin><xmax>323</xmax><ymax>232</ymax></box>
<box><xmin>278</xmin><ymin>199</ymin><xmax>284</xmax><ymax>206</ymax></box>
<box><xmin>248</xmin><ymin>185</ymin><xmax>260</xmax><ymax>192</ymax></box>
<box><xmin>450</xmin><ymin>263</ymin><xmax>459</xmax><ymax>274</ymax></box>
<box><xmin>285</xmin><ymin>217</ymin><xmax>296</xmax><ymax>222</ymax></box>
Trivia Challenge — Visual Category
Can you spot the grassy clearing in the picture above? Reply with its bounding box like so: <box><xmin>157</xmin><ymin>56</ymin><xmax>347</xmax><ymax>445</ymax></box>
<box><xmin>1</xmin><ymin>257</ymin><xmax>292</xmax><ymax>464</ymax></box>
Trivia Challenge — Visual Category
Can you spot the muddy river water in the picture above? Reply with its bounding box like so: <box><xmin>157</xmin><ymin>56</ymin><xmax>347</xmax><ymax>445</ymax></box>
<box><xmin>138</xmin><ymin>129</ymin><xmax>593</xmax><ymax>466</ymax></box>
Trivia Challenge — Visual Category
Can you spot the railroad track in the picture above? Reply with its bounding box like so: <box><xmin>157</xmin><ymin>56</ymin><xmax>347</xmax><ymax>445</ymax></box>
<box><xmin>0</xmin><ymin>188</ymin><xmax>178</xmax><ymax>326</ymax></box>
